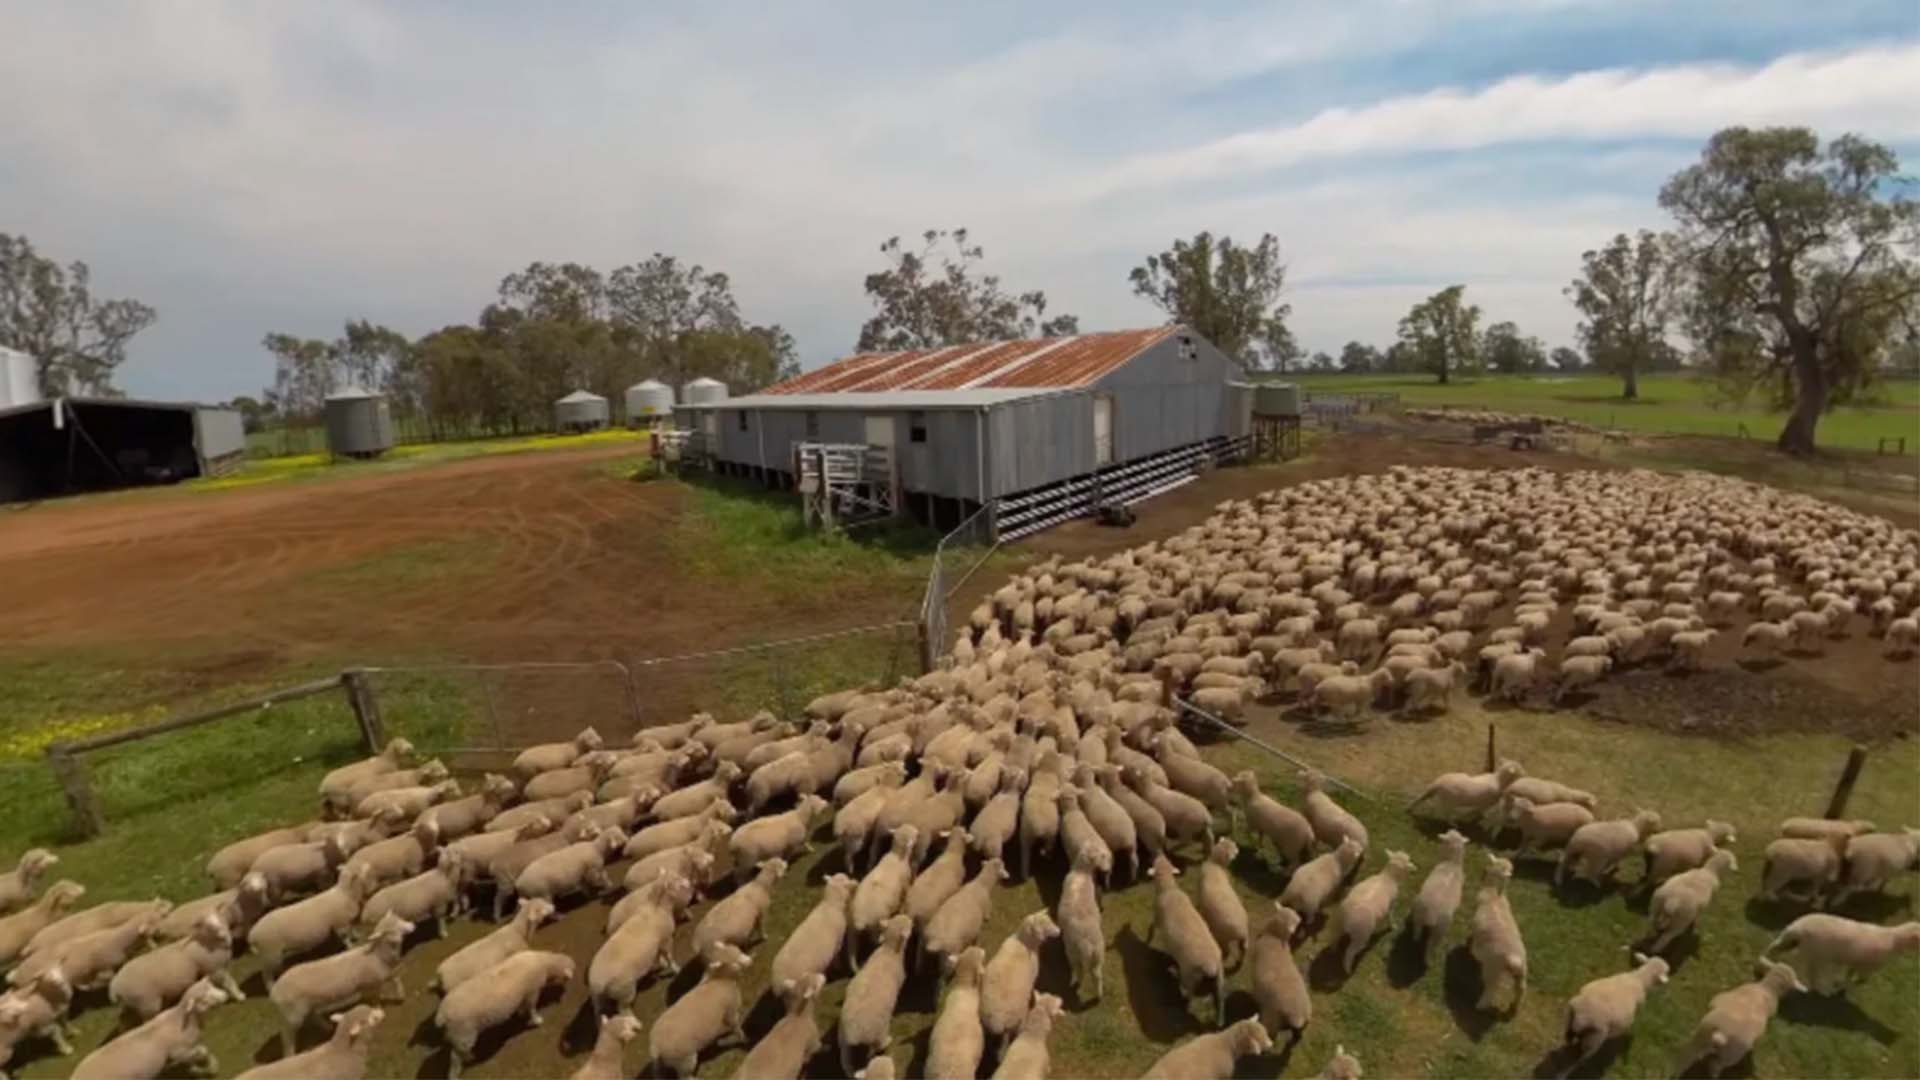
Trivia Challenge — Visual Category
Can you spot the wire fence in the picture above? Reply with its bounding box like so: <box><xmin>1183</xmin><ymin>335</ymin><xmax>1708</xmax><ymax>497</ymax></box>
<box><xmin>921</xmin><ymin>501</ymin><xmax>1001</xmax><ymax>669</ymax></box>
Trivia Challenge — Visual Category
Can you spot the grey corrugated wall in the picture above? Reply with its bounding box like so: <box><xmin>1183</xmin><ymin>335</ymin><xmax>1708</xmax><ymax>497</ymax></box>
<box><xmin>1092</xmin><ymin>332</ymin><xmax>1235</xmax><ymax>463</ymax></box>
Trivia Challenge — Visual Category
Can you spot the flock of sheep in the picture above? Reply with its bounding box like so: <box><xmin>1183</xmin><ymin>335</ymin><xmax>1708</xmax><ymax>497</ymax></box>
<box><xmin>0</xmin><ymin>462</ymin><xmax>1916</xmax><ymax>1080</ymax></box>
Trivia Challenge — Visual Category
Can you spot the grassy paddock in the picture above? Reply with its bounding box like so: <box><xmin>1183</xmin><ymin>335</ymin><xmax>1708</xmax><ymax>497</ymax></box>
<box><xmin>1289</xmin><ymin>373</ymin><xmax>1920</xmax><ymax>455</ymax></box>
<box><xmin>200</xmin><ymin>428</ymin><xmax>649</xmax><ymax>492</ymax></box>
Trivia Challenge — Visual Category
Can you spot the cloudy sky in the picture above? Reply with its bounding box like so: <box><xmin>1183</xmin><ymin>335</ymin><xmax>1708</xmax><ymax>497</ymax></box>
<box><xmin>4</xmin><ymin>1</ymin><xmax>1917</xmax><ymax>400</ymax></box>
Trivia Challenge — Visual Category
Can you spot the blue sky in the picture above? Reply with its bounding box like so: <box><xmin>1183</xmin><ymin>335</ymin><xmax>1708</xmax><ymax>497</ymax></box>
<box><xmin>2</xmin><ymin>1</ymin><xmax>1916</xmax><ymax>399</ymax></box>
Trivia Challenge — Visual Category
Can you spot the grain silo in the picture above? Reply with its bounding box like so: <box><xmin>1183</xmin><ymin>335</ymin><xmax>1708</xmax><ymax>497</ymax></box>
<box><xmin>554</xmin><ymin>389</ymin><xmax>610</xmax><ymax>433</ymax></box>
<box><xmin>0</xmin><ymin>346</ymin><xmax>39</xmax><ymax>409</ymax></box>
<box><xmin>624</xmin><ymin>379</ymin><xmax>675</xmax><ymax>427</ymax></box>
<box><xmin>683</xmin><ymin>377</ymin><xmax>729</xmax><ymax>406</ymax></box>
<box><xmin>324</xmin><ymin>385</ymin><xmax>394</xmax><ymax>458</ymax></box>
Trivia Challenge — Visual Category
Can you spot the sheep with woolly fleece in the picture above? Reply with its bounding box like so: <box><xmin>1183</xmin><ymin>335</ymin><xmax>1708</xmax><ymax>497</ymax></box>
<box><xmin>419</xmin><ymin>774</ymin><xmax>519</xmax><ymax>842</ymax></box>
<box><xmin>1408</xmin><ymin>829</ymin><xmax>1468</xmax><ymax>964</ymax></box>
<box><xmin>247</xmin><ymin>833</ymin><xmax>351</xmax><ymax>902</ymax></box>
<box><xmin>990</xmin><ymin>991</ymin><xmax>1063</xmax><ymax>1080</ymax></box>
<box><xmin>109</xmin><ymin>912</ymin><xmax>244</xmax><ymax>1020</ymax></box>
<box><xmin>334</xmin><ymin>759</ymin><xmax>450</xmax><ymax>815</ymax></box>
<box><xmin>511</xmin><ymin>726</ymin><xmax>602</xmax><ymax>779</ymax></box>
<box><xmin>925</xmin><ymin>947</ymin><xmax>988</xmax><ymax>1080</ymax></box>
<box><xmin>344</xmin><ymin>817</ymin><xmax>442</xmax><ymax>891</ymax></box>
<box><xmin>770</xmin><ymin>873</ymin><xmax>854</xmax><ymax>990</ymax></box>
<box><xmin>1645</xmin><ymin>849</ymin><xmax>1737</xmax><ymax>953</ymax></box>
<box><xmin>1766</xmin><ymin>914</ymin><xmax>1920</xmax><ymax>994</ymax></box>
<box><xmin>0</xmin><ymin>969</ymin><xmax>75</xmax><ymax>1074</ymax></box>
<box><xmin>0</xmin><ymin>882</ymin><xmax>85</xmax><ymax>968</ymax></box>
<box><xmin>1303</xmin><ymin>771</ymin><xmax>1369</xmax><ymax>853</ymax></box>
<box><xmin>1250</xmin><ymin>902</ymin><xmax>1310</xmax><ymax>1039</ymax></box>
<box><xmin>1071</xmin><ymin>764</ymin><xmax>1140</xmax><ymax>882</ymax></box>
<box><xmin>446</xmin><ymin>818</ymin><xmax>555</xmax><ymax>881</ymax></box>
<box><xmin>1313</xmin><ymin>668</ymin><xmax>1393</xmax><ymax>720</ymax></box>
<box><xmin>1469</xmin><ymin>855</ymin><xmax>1525</xmax><ymax>1012</ymax></box>
<box><xmin>731</xmin><ymin>974</ymin><xmax>823</xmax><ymax>1080</ymax></box>
<box><xmin>983</xmin><ymin>911</ymin><xmax>1063</xmax><ymax>1054</ymax></box>
<box><xmin>834</xmin><ymin>760</ymin><xmax>908</xmax><ymax>806</ymax></box>
<box><xmin>1280</xmin><ymin>836</ymin><xmax>1364</xmax><ymax>929</ymax></box>
<box><xmin>1124</xmin><ymin>765</ymin><xmax>1214</xmax><ymax>856</ymax></box>
<box><xmin>155</xmin><ymin>871</ymin><xmax>271</xmax><ymax>943</ymax></box>
<box><xmin>435</xmin><ymin>950</ymin><xmax>573</xmax><ymax>1080</ymax></box>
<box><xmin>1505</xmin><ymin>796</ymin><xmax>1594</xmax><ymax>855</ymax></box>
<box><xmin>434</xmin><ymin>898</ymin><xmax>555</xmax><ymax>994</ymax></box>
<box><xmin>656</xmin><ymin>761</ymin><xmax>743</xmax><ymax>820</ymax></box>
<box><xmin>1490</xmin><ymin>648</ymin><xmax>1548</xmax><ymax>702</ymax></box>
<box><xmin>0</xmin><ymin>851</ymin><xmax>57</xmax><ymax>916</ymax></box>
<box><xmin>1778</xmin><ymin>816</ymin><xmax>1876</xmax><ymax>842</ymax></box>
<box><xmin>589</xmin><ymin>873</ymin><xmax>697</xmax><ymax>1014</ymax></box>
<box><xmin>360</xmin><ymin>849</ymin><xmax>468</xmax><ymax>936</ymax></box>
<box><xmin>625</xmin><ymin>802</ymin><xmax>738</xmax><ymax>861</ymax></box>
<box><xmin>1552</xmin><ymin>654</ymin><xmax>1612</xmax><ymax>702</ymax></box>
<box><xmin>1672</xmin><ymin>961</ymin><xmax>1805</xmax><ymax>1078</ymax></box>
<box><xmin>922</xmin><ymin>858</ymin><xmax>1009</xmax><ymax>975</ymax></box>
<box><xmin>1557</xmin><ymin>810</ymin><xmax>1662</xmax><ymax>887</ymax></box>
<box><xmin>1058</xmin><ymin>788</ymin><xmax>1115</xmax><ymax>886</ymax></box>
<box><xmin>1156</xmin><ymin>743</ymin><xmax>1232</xmax><ymax>813</ymax></box>
<box><xmin>1502</xmin><ymin>776</ymin><xmax>1596</xmax><ymax>809</ymax></box>
<box><xmin>484</xmin><ymin>818</ymin><xmax>599</xmax><ymax>918</ymax></box>
<box><xmin>511</xmin><ymin>825</ymin><xmax>626</xmax><ymax>909</ymax></box>
<box><xmin>1668</xmin><ymin>629</ymin><xmax>1717</xmax><ymax>671</ymax></box>
<box><xmin>837</xmin><ymin>776</ymin><xmax>906</xmax><ymax>875</ymax></box>
<box><xmin>317</xmin><ymin>738</ymin><xmax>414</xmax><ymax>807</ymax></box>
<box><xmin>1642</xmin><ymin>821</ymin><xmax>1737</xmax><ymax>884</ymax></box>
<box><xmin>12</xmin><ymin>904</ymin><xmax>168</xmax><ymax>991</ymax></box>
<box><xmin>1233</xmin><ymin>770</ymin><xmax>1314</xmax><ymax>868</ymax></box>
<box><xmin>231</xmin><ymin>1004</ymin><xmax>384</xmax><ymax>1080</ymax></box>
<box><xmin>1406</xmin><ymin>760</ymin><xmax>1524</xmax><ymax>823</ymax></box>
<box><xmin>838</xmin><ymin>916</ymin><xmax>913</xmax><ymax>1077</ymax></box>
<box><xmin>355</xmin><ymin>778</ymin><xmax>461</xmax><ymax>822</ymax></box>
<box><xmin>1888</xmin><ymin>615</ymin><xmax>1920</xmax><ymax>656</ymax></box>
<box><xmin>488</xmin><ymin>790</ymin><xmax>593</xmax><ymax>835</ymax></box>
<box><xmin>1141</xmin><ymin>1017</ymin><xmax>1273</xmax><ymax>1080</ymax></box>
<box><xmin>1761</xmin><ymin>835</ymin><xmax>1849</xmax><ymax>902</ymax></box>
<box><xmin>850</xmin><ymin>826</ymin><xmax>918</xmax><ymax>965</ymax></box>
<box><xmin>1403</xmin><ymin>661</ymin><xmax>1466</xmax><ymax>712</ymax></box>
<box><xmin>206</xmin><ymin>825</ymin><xmax>315</xmax><ymax>890</ymax></box>
<box><xmin>1832</xmin><ymin>827</ymin><xmax>1920</xmax><ymax>904</ymax></box>
<box><xmin>1742</xmin><ymin>620</ymin><xmax>1791</xmax><ymax>656</ymax></box>
<box><xmin>69</xmin><ymin>979</ymin><xmax>227</xmax><ymax>1080</ymax></box>
<box><xmin>1559</xmin><ymin>953</ymin><xmax>1670</xmax><ymax>1074</ymax></box>
<box><xmin>267</xmin><ymin>913</ymin><xmax>410</xmax><ymax>1056</ymax></box>
<box><xmin>906</xmin><ymin>830</ymin><xmax>971</xmax><ymax>937</ymax></box>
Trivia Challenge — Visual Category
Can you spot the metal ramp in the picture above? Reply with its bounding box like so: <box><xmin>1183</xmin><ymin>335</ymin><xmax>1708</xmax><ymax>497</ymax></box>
<box><xmin>796</xmin><ymin>442</ymin><xmax>899</xmax><ymax>530</ymax></box>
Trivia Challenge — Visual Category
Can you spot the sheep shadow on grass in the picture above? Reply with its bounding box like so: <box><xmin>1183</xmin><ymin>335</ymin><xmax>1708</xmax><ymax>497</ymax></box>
<box><xmin>1113</xmin><ymin>924</ymin><xmax>1211</xmax><ymax>1043</ymax></box>
<box><xmin>1779</xmin><ymin>989</ymin><xmax>1902</xmax><ymax>1045</ymax></box>
<box><xmin>1532</xmin><ymin>1033</ymin><xmax>1632</xmax><ymax>1079</ymax></box>
<box><xmin>1735</xmin><ymin>657</ymin><xmax>1785</xmax><ymax>674</ymax></box>
<box><xmin>561</xmin><ymin>997</ymin><xmax>604</xmax><ymax>1056</ymax></box>
<box><xmin>1740</xmin><ymin>895</ymin><xmax>1809</xmax><ymax>932</ymax></box>
<box><xmin>1385</xmin><ymin>923</ymin><xmax>1435</xmax><ymax>988</ymax></box>
<box><xmin>1306</xmin><ymin>931</ymin><xmax>1373</xmax><ymax>992</ymax></box>
<box><xmin>1826</xmin><ymin>889</ymin><xmax>1914</xmax><ymax>924</ymax></box>
<box><xmin>1440</xmin><ymin>943</ymin><xmax>1503</xmax><ymax>1042</ymax></box>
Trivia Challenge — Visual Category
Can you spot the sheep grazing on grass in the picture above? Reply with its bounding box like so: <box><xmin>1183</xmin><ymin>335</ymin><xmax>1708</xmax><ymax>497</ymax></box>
<box><xmin>0</xmin><ymin>968</ymin><xmax>76</xmax><ymax>1072</ymax></box>
<box><xmin>1146</xmin><ymin>855</ymin><xmax>1224</xmax><ymax>1026</ymax></box>
<box><xmin>317</xmin><ymin>738</ymin><xmax>414</xmax><ymax>808</ymax></box>
<box><xmin>1408</xmin><ymin>830</ymin><xmax>1468</xmax><ymax>965</ymax></box>
<box><xmin>922</xmin><ymin>858</ymin><xmax>1009</xmax><ymax>975</ymax></box>
<box><xmin>733</xmin><ymin>974</ymin><xmax>824</xmax><ymax>1080</ymax></box>
<box><xmin>0</xmin><ymin>882</ymin><xmax>85</xmax><ymax>967</ymax></box>
<box><xmin>511</xmin><ymin>725</ymin><xmax>602</xmax><ymax>780</ymax></box>
<box><xmin>1280</xmin><ymin>837</ymin><xmax>1364</xmax><ymax>930</ymax></box>
<box><xmin>1645</xmin><ymin>850</ymin><xmax>1738</xmax><ymax>953</ymax></box>
<box><xmin>1504</xmin><ymin>797</ymin><xmax>1594</xmax><ymax>857</ymax></box>
<box><xmin>1140</xmin><ymin>1016</ymin><xmax>1274</xmax><ymax>1080</ymax></box>
<box><xmin>1469</xmin><ymin>855</ymin><xmax>1525</xmax><ymax>1013</ymax></box>
<box><xmin>1329</xmin><ymin>850</ymin><xmax>1415</xmax><ymax>973</ymax></box>
<box><xmin>1833</xmin><ymin>827</ymin><xmax>1920</xmax><ymax>904</ymax></box>
<box><xmin>1406</xmin><ymin>759</ymin><xmax>1524</xmax><ymax>823</ymax></box>
<box><xmin>1558</xmin><ymin>953</ymin><xmax>1669</xmax><ymax>1075</ymax></box>
<box><xmin>267</xmin><ymin>912</ymin><xmax>411</xmax><ymax>1056</ymax></box>
<box><xmin>1641</xmin><ymin>821</ymin><xmax>1736</xmax><ymax>885</ymax></box>
<box><xmin>839</xmin><ymin>916</ymin><xmax>913</xmax><ymax>1078</ymax></box>
<box><xmin>983</xmin><ymin>911</ymin><xmax>1062</xmax><ymax>1056</ymax></box>
<box><xmin>435</xmin><ymin>898</ymin><xmax>556</xmax><ymax>995</ymax></box>
<box><xmin>1233</xmin><ymin>771</ymin><xmax>1314</xmax><ymax>868</ymax></box>
<box><xmin>108</xmin><ymin>912</ymin><xmax>245</xmax><ymax>1021</ymax></box>
<box><xmin>233</xmin><ymin>1004</ymin><xmax>384</xmax><ymax>1080</ymax></box>
<box><xmin>151</xmin><ymin>870</ymin><xmax>268</xmax><ymax>944</ymax></box>
<box><xmin>435</xmin><ymin>950</ymin><xmax>574</xmax><ymax>1080</ymax></box>
<box><xmin>770</xmin><ymin>873</ymin><xmax>855</xmax><ymax>990</ymax></box>
<box><xmin>1766</xmin><ymin>914</ymin><xmax>1920</xmax><ymax>994</ymax></box>
<box><xmin>1250</xmin><ymin>903</ymin><xmax>1310</xmax><ymax>1040</ymax></box>
<box><xmin>590</xmin><ymin>875</ymin><xmax>696</xmax><ymax>1015</ymax></box>
<box><xmin>990</xmin><ymin>991</ymin><xmax>1063</xmax><ymax>1080</ymax></box>
<box><xmin>1196</xmin><ymin>839</ymin><xmax>1249</xmax><ymax>970</ymax></box>
<box><xmin>1761</xmin><ymin>834</ymin><xmax>1849</xmax><ymax>903</ymax></box>
<box><xmin>926</xmin><ymin>947</ymin><xmax>988</xmax><ymax>1080</ymax></box>
<box><xmin>692</xmin><ymin>858</ymin><xmax>787</xmax><ymax>960</ymax></box>
<box><xmin>1557</xmin><ymin>810</ymin><xmax>1661</xmax><ymax>888</ymax></box>
<box><xmin>69</xmin><ymin>978</ymin><xmax>227</xmax><ymax>1080</ymax></box>
<box><xmin>1302</xmin><ymin>771</ymin><xmax>1368</xmax><ymax>854</ymax></box>
<box><xmin>1672</xmin><ymin>960</ymin><xmax>1805</xmax><ymax>1078</ymax></box>
<box><xmin>1314</xmin><ymin>1045</ymin><xmax>1363</xmax><ymax>1080</ymax></box>
<box><xmin>0</xmin><ymin>851</ymin><xmax>57</xmax><ymax>915</ymax></box>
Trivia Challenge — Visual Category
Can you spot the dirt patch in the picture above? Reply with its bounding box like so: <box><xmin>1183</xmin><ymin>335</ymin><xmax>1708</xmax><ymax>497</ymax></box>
<box><xmin>1578</xmin><ymin>651</ymin><xmax>1919</xmax><ymax>742</ymax></box>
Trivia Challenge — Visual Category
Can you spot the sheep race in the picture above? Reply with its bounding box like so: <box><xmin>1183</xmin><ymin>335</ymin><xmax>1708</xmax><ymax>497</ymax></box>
<box><xmin>3</xmin><ymin>459</ymin><xmax>1918</xmax><ymax>1080</ymax></box>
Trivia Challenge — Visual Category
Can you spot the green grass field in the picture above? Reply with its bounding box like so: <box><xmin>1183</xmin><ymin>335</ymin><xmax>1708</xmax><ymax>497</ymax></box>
<box><xmin>204</xmin><ymin>427</ymin><xmax>649</xmax><ymax>492</ymax></box>
<box><xmin>1289</xmin><ymin>373</ymin><xmax>1920</xmax><ymax>454</ymax></box>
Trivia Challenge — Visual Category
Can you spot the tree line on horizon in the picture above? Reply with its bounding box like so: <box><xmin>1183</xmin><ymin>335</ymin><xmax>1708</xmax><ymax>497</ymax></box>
<box><xmin>2</xmin><ymin>125</ymin><xmax>1914</xmax><ymax>456</ymax></box>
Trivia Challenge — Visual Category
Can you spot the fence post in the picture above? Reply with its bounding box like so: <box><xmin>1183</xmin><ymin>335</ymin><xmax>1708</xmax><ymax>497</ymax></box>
<box><xmin>46</xmin><ymin>747</ymin><xmax>105</xmax><ymax>839</ymax></box>
<box><xmin>1824</xmin><ymin>745</ymin><xmax>1869</xmax><ymax>819</ymax></box>
<box><xmin>1485</xmin><ymin>722</ymin><xmax>1497</xmax><ymax>773</ymax></box>
<box><xmin>341</xmin><ymin>669</ymin><xmax>386</xmax><ymax>752</ymax></box>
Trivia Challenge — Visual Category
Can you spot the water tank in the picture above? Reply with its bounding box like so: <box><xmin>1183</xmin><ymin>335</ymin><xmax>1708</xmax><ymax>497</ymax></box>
<box><xmin>554</xmin><ymin>389</ymin><xmax>610</xmax><ymax>432</ymax></box>
<box><xmin>0</xmin><ymin>346</ymin><xmax>40</xmax><ymax>410</ymax></box>
<box><xmin>683</xmin><ymin>377</ymin><xmax>729</xmax><ymax>406</ymax></box>
<box><xmin>324</xmin><ymin>386</ymin><xmax>394</xmax><ymax>457</ymax></box>
<box><xmin>1254</xmin><ymin>382</ymin><xmax>1301</xmax><ymax>417</ymax></box>
<box><xmin>624</xmin><ymin>379</ymin><xmax>676</xmax><ymax>426</ymax></box>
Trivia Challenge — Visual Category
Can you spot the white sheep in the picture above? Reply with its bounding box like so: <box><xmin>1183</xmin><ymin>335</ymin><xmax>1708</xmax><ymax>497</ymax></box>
<box><xmin>850</xmin><ymin>826</ymin><xmax>918</xmax><ymax>965</ymax></box>
<box><xmin>624</xmin><ymin>802</ymin><xmax>737</xmax><ymax>861</ymax></box>
<box><xmin>510</xmin><ymin>726</ymin><xmax>602</xmax><ymax>779</ymax></box>
<box><xmin>0</xmin><ymin>851</ymin><xmax>57</xmax><ymax>915</ymax></box>
<box><xmin>983</xmin><ymin>911</ymin><xmax>1063</xmax><ymax>1055</ymax></box>
<box><xmin>1281</xmin><ymin>836</ymin><xmax>1365</xmax><ymax>928</ymax></box>
<box><xmin>248</xmin><ymin>864</ymin><xmax>377</xmax><ymax>982</ymax></box>
<box><xmin>354</xmin><ymin>778</ymin><xmax>462</xmax><ymax>823</ymax></box>
<box><xmin>1302</xmin><ymin>771</ymin><xmax>1369</xmax><ymax>853</ymax></box>
<box><xmin>1833</xmin><ymin>827</ymin><xmax>1920</xmax><ymax>904</ymax></box>
<box><xmin>434</xmin><ymin>950</ymin><xmax>574</xmax><ymax>1079</ymax></box>
<box><xmin>1766</xmin><ymin>914</ymin><xmax>1920</xmax><ymax>994</ymax></box>
<box><xmin>1490</xmin><ymin>648</ymin><xmax>1548</xmax><ymax>702</ymax></box>
<box><xmin>925</xmin><ymin>946</ymin><xmax>989</xmax><ymax>1080</ymax></box>
<box><xmin>621</xmin><ymin>824</ymin><xmax>728</xmax><ymax>900</ymax></box>
<box><xmin>267</xmin><ymin>912</ymin><xmax>411</xmax><ymax>1055</ymax></box>
<box><xmin>510</xmin><ymin>825</ymin><xmax>627</xmax><ymax>909</ymax></box>
<box><xmin>1887</xmin><ymin>615</ymin><xmax>1920</xmax><ymax>656</ymax></box>
<box><xmin>12</xmin><ymin>905</ymin><xmax>167</xmax><ymax>992</ymax></box>
<box><xmin>770</xmin><ymin>872</ymin><xmax>855</xmax><ymax>990</ymax></box>
<box><xmin>69</xmin><ymin>979</ymin><xmax>227</xmax><ymax>1080</ymax></box>
<box><xmin>1233</xmin><ymin>771</ymin><xmax>1314</xmax><ymax>868</ymax></box>
<box><xmin>1642</xmin><ymin>821</ymin><xmax>1737</xmax><ymax>884</ymax></box>
<box><xmin>1672</xmin><ymin>960</ymin><xmax>1805</xmax><ymax>1078</ymax></box>
<box><xmin>1406</xmin><ymin>760</ymin><xmax>1524</xmax><ymax>822</ymax></box>
<box><xmin>1146</xmin><ymin>855</ymin><xmax>1224</xmax><ymax>1025</ymax></box>
<box><xmin>1469</xmin><ymin>855</ymin><xmax>1525</xmax><ymax>1013</ymax></box>
<box><xmin>642</xmin><ymin>942</ymin><xmax>750</xmax><ymax>1079</ymax></box>
<box><xmin>154</xmin><ymin>871</ymin><xmax>271</xmax><ymax>943</ymax></box>
<box><xmin>1760</xmin><ymin>835</ymin><xmax>1849</xmax><ymax>902</ymax></box>
<box><xmin>360</xmin><ymin>849</ymin><xmax>468</xmax><ymax>936</ymax></box>
<box><xmin>590</xmin><ymin>875</ymin><xmax>696</xmax><ymax>1014</ymax></box>
<box><xmin>1140</xmin><ymin>1016</ymin><xmax>1274</xmax><ymax>1080</ymax></box>
<box><xmin>1559</xmin><ymin>953</ymin><xmax>1670</xmax><ymax>1073</ymax></box>
<box><xmin>1329</xmin><ymin>850</ymin><xmax>1415</xmax><ymax>973</ymax></box>
<box><xmin>1403</xmin><ymin>661</ymin><xmax>1466</xmax><ymax>712</ymax></box>
<box><xmin>729</xmin><ymin>796</ymin><xmax>828</xmax><ymax>878</ymax></box>
<box><xmin>316</xmin><ymin>738</ymin><xmax>415</xmax><ymax>806</ymax></box>
<box><xmin>922</xmin><ymin>858</ymin><xmax>1009</xmax><ymax>974</ymax></box>
<box><xmin>1314</xmin><ymin>1045</ymin><xmax>1363</xmax><ymax>1080</ymax></box>
<box><xmin>1777</xmin><ymin>817</ymin><xmax>1875</xmax><ymax>842</ymax></box>
<box><xmin>108</xmin><ymin>912</ymin><xmax>245</xmax><ymax>1020</ymax></box>
<box><xmin>1552</xmin><ymin>654</ymin><xmax>1613</xmax><ymax>702</ymax></box>
<box><xmin>1503</xmin><ymin>776</ymin><xmax>1596</xmax><ymax>810</ymax></box>
<box><xmin>1668</xmin><ymin>628</ymin><xmax>1717</xmax><ymax>671</ymax></box>
<box><xmin>691</xmin><ymin>857</ymin><xmax>787</xmax><ymax>959</ymax></box>
<box><xmin>231</xmin><ymin>1004</ymin><xmax>384</xmax><ymax>1080</ymax></box>
<box><xmin>0</xmin><ymin>881</ymin><xmax>85</xmax><ymax>968</ymax></box>
<box><xmin>0</xmin><ymin>969</ymin><xmax>76</xmax><ymax>1072</ymax></box>
<box><xmin>839</xmin><ymin>915</ymin><xmax>913</xmax><ymax>1076</ymax></box>
<box><xmin>1249</xmin><ymin>903</ymin><xmax>1310</xmax><ymax>1040</ymax></box>
<box><xmin>1408</xmin><ymin>830</ymin><xmax>1468</xmax><ymax>964</ymax></box>
<box><xmin>1504</xmin><ymin>796</ymin><xmax>1594</xmax><ymax>856</ymax></box>
<box><xmin>1557</xmin><ymin>810</ymin><xmax>1662</xmax><ymax>888</ymax></box>
<box><xmin>419</xmin><ymin>774</ymin><xmax>519</xmax><ymax>842</ymax></box>
<box><xmin>989</xmin><ymin>991</ymin><xmax>1063</xmax><ymax>1080</ymax></box>
<box><xmin>731</xmin><ymin>974</ymin><xmax>823</xmax><ymax>1080</ymax></box>
<box><xmin>1645</xmin><ymin>849</ymin><xmax>1738</xmax><ymax>953</ymax></box>
<box><xmin>435</xmin><ymin>898</ymin><xmax>555</xmax><ymax>994</ymax></box>
<box><xmin>1196</xmin><ymin>838</ymin><xmax>1248</xmax><ymax>969</ymax></box>
<box><xmin>1742</xmin><ymin>620</ymin><xmax>1791</xmax><ymax>656</ymax></box>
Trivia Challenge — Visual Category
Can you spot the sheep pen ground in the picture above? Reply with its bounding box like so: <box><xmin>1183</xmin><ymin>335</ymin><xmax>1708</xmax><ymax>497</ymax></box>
<box><xmin>3</xmin><ymin>434</ymin><xmax>1919</xmax><ymax>1079</ymax></box>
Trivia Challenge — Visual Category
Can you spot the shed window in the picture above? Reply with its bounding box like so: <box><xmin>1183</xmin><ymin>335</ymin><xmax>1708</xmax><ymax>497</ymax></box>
<box><xmin>737</xmin><ymin>410</ymin><xmax>749</xmax><ymax>431</ymax></box>
<box><xmin>805</xmin><ymin>412</ymin><xmax>820</xmax><ymax>438</ymax></box>
<box><xmin>909</xmin><ymin>411</ymin><xmax>927</xmax><ymax>443</ymax></box>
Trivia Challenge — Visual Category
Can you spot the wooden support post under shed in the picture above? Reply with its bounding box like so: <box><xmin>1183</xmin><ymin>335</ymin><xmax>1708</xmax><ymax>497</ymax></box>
<box><xmin>342</xmin><ymin>669</ymin><xmax>387</xmax><ymax>752</ymax></box>
<box><xmin>1824</xmin><ymin>744</ymin><xmax>1869</xmax><ymax>819</ymax></box>
<box><xmin>46</xmin><ymin>748</ymin><xmax>105</xmax><ymax>839</ymax></box>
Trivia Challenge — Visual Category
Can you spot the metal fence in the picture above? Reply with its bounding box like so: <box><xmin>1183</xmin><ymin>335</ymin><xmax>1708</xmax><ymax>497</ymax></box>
<box><xmin>920</xmin><ymin>502</ymin><xmax>1000</xmax><ymax>670</ymax></box>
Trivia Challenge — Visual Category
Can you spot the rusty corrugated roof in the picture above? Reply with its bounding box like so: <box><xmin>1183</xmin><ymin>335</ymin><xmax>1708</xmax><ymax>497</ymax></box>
<box><xmin>762</xmin><ymin>328</ymin><xmax>1176</xmax><ymax>395</ymax></box>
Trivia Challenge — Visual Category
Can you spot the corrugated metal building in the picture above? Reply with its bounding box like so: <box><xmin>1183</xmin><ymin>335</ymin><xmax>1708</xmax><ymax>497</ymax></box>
<box><xmin>0</xmin><ymin>396</ymin><xmax>246</xmax><ymax>504</ymax></box>
<box><xmin>678</xmin><ymin>326</ymin><xmax>1250</xmax><ymax>536</ymax></box>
